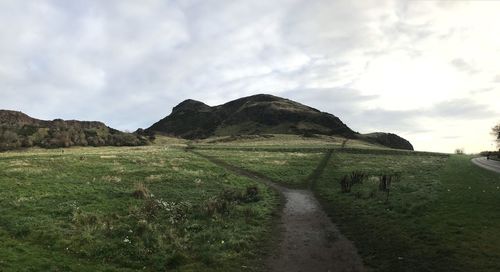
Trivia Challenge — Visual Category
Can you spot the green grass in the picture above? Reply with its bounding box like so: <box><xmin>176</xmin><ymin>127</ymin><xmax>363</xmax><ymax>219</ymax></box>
<box><xmin>2</xmin><ymin>135</ymin><xmax>499</xmax><ymax>272</ymax></box>
<box><xmin>195</xmin><ymin>145</ymin><xmax>500</xmax><ymax>271</ymax></box>
<box><xmin>195</xmin><ymin>149</ymin><xmax>325</xmax><ymax>188</ymax></box>
<box><xmin>0</xmin><ymin>145</ymin><xmax>280</xmax><ymax>271</ymax></box>
<box><xmin>315</xmin><ymin>152</ymin><xmax>500</xmax><ymax>272</ymax></box>
<box><xmin>193</xmin><ymin>134</ymin><xmax>383</xmax><ymax>150</ymax></box>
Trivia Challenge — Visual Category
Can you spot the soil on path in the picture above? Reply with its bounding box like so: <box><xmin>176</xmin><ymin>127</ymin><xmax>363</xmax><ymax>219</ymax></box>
<box><xmin>192</xmin><ymin>150</ymin><xmax>366</xmax><ymax>272</ymax></box>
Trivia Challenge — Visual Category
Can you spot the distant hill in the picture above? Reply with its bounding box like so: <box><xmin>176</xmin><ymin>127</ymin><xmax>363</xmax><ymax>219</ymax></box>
<box><xmin>0</xmin><ymin>110</ymin><xmax>148</xmax><ymax>151</ymax></box>
<box><xmin>145</xmin><ymin>94</ymin><xmax>414</xmax><ymax>150</ymax></box>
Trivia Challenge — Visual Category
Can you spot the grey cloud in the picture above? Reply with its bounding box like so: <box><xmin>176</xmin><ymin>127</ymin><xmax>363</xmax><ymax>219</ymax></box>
<box><xmin>349</xmin><ymin>108</ymin><xmax>422</xmax><ymax>134</ymax></box>
<box><xmin>451</xmin><ymin>58</ymin><xmax>479</xmax><ymax>74</ymax></box>
<box><xmin>280</xmin><ymin>88</ymin><xmax>421</xmax><ymax>135</ymax></box>
<box><xmin>494</xmin><ymin>75</ymin><xmax>500</xmax><ymax>83</ymax></box>
<box><xmin>470</xmin><ymin>87</ymin><xmax>494</xmax><ymax>94</ymax></box>
<box><xmin>429</xmin><ymin>99</ymin><xmax>494</xmax><ymax>119</ymax></box>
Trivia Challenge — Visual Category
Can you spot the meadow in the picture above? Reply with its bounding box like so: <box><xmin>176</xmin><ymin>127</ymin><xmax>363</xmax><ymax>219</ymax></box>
<box><xmin>1</xmin><ymin>135</ymin><xmax>499</xmax><ymax>271</ymax></box>
<box><xmin>191</xmin><ymin>136</ymin><xmax>500</xmax><ymax>272</ymax></box>
<box><xmin>315</xmin><ymin>151</ymin><xmax>500</xmax><ymax>272</ymax></box>
<box><xmin>0</xmin><ymin>144</ymin><xmax>280</xmax><ymax>271</ymax></box>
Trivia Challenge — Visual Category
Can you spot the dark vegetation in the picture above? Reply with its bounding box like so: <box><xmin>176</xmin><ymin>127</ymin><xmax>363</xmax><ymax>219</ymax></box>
<box><xmin>339</xmin><ymin>171</ymin><xmax>368</xmax><ymax>193</ymax></box>
<box><xmin>0</xmin><ymin>110</ymin><xmax>148</xmax><ymax>151</ymax></box>
<box><xmin>145</xmin><ymin>94</ymin><xmax>414</xmax><ymax>150</ymax></box>
<box><xmin>492</xmin><ymin>123</ymin><xmax>500</xmax><ymax>148</ymax></box>
<box><xmin>359</xmin><ymin>132</ymin><xmax>414</xmax><ymax>151</ymax></box>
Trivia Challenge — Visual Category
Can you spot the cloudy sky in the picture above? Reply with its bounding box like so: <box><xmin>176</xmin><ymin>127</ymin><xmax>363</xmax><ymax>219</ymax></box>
<box><xmin>1</xmin><ymin>0</ymin><xmax>499</xmax><ymax>153</ymax></box>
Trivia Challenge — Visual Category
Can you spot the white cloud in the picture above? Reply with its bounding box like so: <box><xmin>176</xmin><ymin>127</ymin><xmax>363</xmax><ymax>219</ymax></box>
<box><xmin>0</xmin><ymin>0</ymin><xmax>499</xmax><ymax>153</ymax></box>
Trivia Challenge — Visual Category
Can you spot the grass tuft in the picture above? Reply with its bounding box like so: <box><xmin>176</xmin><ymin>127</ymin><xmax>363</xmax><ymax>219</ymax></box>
<box><xmin>132</xmin><ymin>182</ymin><xmax>151</xmax><ymax>199</ymax></box>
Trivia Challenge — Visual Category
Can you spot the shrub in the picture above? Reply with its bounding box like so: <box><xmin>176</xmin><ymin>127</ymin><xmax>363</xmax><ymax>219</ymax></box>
<box><xmin>132</xmin><ymin>182</ymin><xmax>151</xmax><ymax>199</ymax></box>
<box><xmin>242</xmin><ymin>186</ymin><xmax>260</xmax><ymax>203</ymax></box>
<box><xmin>0</xmin><ymin>130</ymin><xmax>21</xmax><ymax>150</ymax></box>
<box><xmin>142</xmin><ymin>198</ymin><xmax>161</xmax><ymax>219</ymax></box>
<box><xmin>203</xmin><ymin>186</ymin><xmax>260</xmax><ymax>217</ymax></box>
<box><xmin>340</xmin><ymin>175</ymin><xmax>350</xmax><ymax>193</ymax></box>
<box><xmin>350</xmin><ymin>171</ymin><xmax>367</xmax><ymax>185</ymax></box>
<box><xmin>378</xmin><ymin>173</ymin><xmax>402</xmax><ymax>202</ymax></box>
<box><xmin>339</xmin><ymin>171</ymin><xmax>367</xmax><ymax>193</ymax></box>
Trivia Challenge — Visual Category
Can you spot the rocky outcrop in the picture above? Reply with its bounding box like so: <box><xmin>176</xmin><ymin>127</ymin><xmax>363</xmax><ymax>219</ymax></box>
<box><xmin>359</xmin><ymin>132</ymin><xmax>414</xmax><ymax>151</ymax></box>
<box><xmin>0</xmin><ymin>110</ymin><xmax>148</xmax><ymax>151</ymax></box>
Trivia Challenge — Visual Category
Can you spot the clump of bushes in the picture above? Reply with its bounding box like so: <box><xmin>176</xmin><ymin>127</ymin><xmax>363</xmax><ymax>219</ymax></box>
<box><xmin>204</xmin><ymin>186</ymin><xmax>260</xmax><ymax>217</ymax></box>
<box><xmin>0</xmin><ymin>122</ymin><xmax>149</xmax><ymax>152</ymax></box>
<box><xmin>339</xmin><ymin>171</ymin><xmax>402</xmax><ymax>202</ymax></box>
<box><xmin>339</xmin><ymin>171</ymin><xmax>368</xmax><ymax>193</ymax></box>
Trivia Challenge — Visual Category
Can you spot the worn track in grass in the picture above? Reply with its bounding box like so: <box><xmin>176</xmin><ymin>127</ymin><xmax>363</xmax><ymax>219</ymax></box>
<box><xmin>191</xmin><ymin>149</ymin><xmax>365</xmax><ymax>272</ymax></box>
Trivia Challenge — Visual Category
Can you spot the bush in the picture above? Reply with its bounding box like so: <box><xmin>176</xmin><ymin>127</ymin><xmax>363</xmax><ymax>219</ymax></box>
<box><xmin>378</xmin><ymin>173</ymin><xmax>402</xmax><ymax>202</ymax></box>
<box><xmin>339</xmin><ymin>171</ymin><xmax>367</xmax><ymax>193</ymax></box>
<box><xmin>0</xmin><ymin>130</ymin><xmax>21</xmax><ymax>150</ymax></box>
<box><xmin>203</xmin><ymin>186</ymin><xmax>260</xmax><ymax>217</ymax></box>
<box><xmin>132</xmin><ymin>183</ymin><xmax>151</xmax><ymax>199</ymax></box>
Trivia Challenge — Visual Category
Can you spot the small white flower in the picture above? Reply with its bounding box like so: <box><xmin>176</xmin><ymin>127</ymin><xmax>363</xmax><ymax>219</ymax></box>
<box><xmin>123</xmin><ymin>237</ymin><xmax>131</xmax><ymax>243</ymax></box>
<box><xmin>221</xmin><ymin>240</ymin><xmax>225</xmax><ymax>244</ymax></box>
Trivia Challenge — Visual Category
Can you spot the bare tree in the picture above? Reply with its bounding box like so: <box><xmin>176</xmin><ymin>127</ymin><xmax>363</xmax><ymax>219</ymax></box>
<box><xmin>492</xmin><ymin>123</ymin><xmax>500</xmax><ymax>148</ymax></box>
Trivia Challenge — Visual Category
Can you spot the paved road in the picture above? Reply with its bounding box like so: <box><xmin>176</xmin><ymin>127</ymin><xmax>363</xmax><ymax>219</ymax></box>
<box><xmin>471</xmin><ymin>157</ymin><xmax>500</xmax><ymax>174</ymax></box>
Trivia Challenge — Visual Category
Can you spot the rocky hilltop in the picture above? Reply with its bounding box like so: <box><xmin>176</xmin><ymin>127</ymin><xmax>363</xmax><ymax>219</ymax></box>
<box><xmin>0</xmin><ymin>110</ymin><xmax>148</xmax><ymax>151</ymax></box>
<box><xmin>146</xmin><ymin>94</ymin><xmax>414</xmax><ymax>150</ymax></box>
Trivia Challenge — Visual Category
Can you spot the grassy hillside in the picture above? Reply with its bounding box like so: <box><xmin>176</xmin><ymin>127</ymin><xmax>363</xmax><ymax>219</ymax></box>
<box><xmin>0</xmin><ymin>145</ymin><xmax>279</xmax><ymax>271</ymax></box>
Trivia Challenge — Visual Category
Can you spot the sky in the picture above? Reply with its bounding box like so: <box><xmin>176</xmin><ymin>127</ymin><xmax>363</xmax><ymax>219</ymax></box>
<box><xmin>0</xmin><ymin>0</ymin><xmax>499</xmax><ymax>153</ymax></box>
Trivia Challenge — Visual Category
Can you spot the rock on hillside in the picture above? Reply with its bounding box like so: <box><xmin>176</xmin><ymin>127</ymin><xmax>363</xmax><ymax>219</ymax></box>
<box><xmin>146</xmin><ymin>94</ymin><xmax>414</xmax><ymax>150</ymax></box>
<box><xmin>0</xmin><ymin>110</ymin><xmax>148</xmax><ymax>151</ymax></box>
<box><xmin>359</xmin><ymin>132</ymin><xmax>414</xmax><ymax>151</ymax></box>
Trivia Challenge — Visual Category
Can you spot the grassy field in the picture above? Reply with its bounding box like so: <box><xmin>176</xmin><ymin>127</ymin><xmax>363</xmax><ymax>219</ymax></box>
<box><xmin>195</xmin><ymin>149</ymin><xmax>325</xmax><ymax>188</ymax></box>
<box><xmin>193</xmin><ymin>134</ymin><xmax>383</xmax><ymax>150</ymax></box>
<box><xmin>2</xmin><ymin>135</ymin><xmax>499</xmax><ymax>271</ymax></box>
<box><xmin>0</xmin><ymin>145</ymin><xmax>280</xmax><ymax>271</ymax></box>
<box><xmin>198</xmin><ymin>144</ymin><xmax>500</xmax><ymax>272</ymax></box>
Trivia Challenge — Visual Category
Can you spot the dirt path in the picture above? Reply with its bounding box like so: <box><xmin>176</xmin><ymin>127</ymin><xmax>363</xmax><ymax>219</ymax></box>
<box><xmin>192</xmin><ymin>150</ymin><xmax>366</xmax><ymax>272</ymax></box>
<box><xmin>472</xmin><ymin>157</ymin><xmax>500</xmax><ymax>174</ymax></box>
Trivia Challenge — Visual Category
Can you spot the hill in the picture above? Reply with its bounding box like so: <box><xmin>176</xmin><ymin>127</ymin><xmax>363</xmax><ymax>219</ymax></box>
<box><xmin>0</xmin><ymin>110</ymin><xmax>148</xmax><ymax>151</ymax></box>
<box><xmin>145</xmin><ymin>94</ymin><xmax>414</xmax><ymax>150</ymax></box>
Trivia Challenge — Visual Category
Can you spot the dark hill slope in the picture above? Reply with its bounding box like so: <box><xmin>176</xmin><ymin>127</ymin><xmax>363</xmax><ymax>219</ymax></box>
<box><xmin>147</xmin><ymin>94</ymin><xmax>355</xmax><ymax>139</ymax></box>
<box><xmin>0</xmin><ymin>110</ymin><xmax>148</xmax><ymax>151</ymax></box>
<box><xmin>146</xmin><ymin>94</ymin><xmax>414</xmax><ymax>150</ymax></box>
<box><xmin>359</xmin><ymin>132</ymin><xmax>413</xmax><ymax>151</ymax></box>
